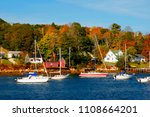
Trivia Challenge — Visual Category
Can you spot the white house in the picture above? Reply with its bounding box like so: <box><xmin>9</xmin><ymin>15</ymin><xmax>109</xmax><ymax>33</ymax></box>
<box><xmin>8</xmin><ymin>51</ymin><xmax>22</xmax><ymax>58</ymax></box>
<box><xmin>25</xmin><ymin>54</ymin><xmax>43</xmax><ymax>63</ymax></box>
<box><xmin>29</xmin><ymin>57</ymin><xmax>43</xmax><ymax>63</ymax></box>
<box><xmin>104</xmin><ymin>50</ymin><xmax>123</xmax><ymax>63</ymax></box>
<box><xmin>130</xmin><ymin>54</ymin><xmax>146</xmax><ymax>62</ymax></box>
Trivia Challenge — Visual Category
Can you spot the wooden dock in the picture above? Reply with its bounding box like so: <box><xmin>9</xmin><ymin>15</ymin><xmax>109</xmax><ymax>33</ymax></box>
<box><xmin>126</xmin><ymin>68</ymin><xmax>150</xmax><ymax>73</ymax></box>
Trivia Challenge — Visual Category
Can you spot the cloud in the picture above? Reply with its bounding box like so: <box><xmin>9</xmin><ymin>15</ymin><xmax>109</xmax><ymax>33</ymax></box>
<box><xmin>58</xmin><ymin>0</ymin><xmax>150</xmax><ymax>19</ymax></box>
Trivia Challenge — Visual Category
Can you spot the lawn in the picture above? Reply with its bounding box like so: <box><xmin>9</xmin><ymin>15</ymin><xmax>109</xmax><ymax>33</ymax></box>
<box><xmin>0</xmin><ymin>59</ymin><xmax>12</xmax><ymax>64</ymax></box>
<box><xmin>129</xmin><ymin>62</ymin><xmax>149</xmax><ymax>68</ymax></box>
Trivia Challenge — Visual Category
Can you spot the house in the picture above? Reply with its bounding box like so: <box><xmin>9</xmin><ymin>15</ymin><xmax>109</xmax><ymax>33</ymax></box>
<box><xmin>58</xmin><ymin>58</ymin><xmax>66</xmax><ymax>68</ymax></box>
<box><xmin>29</xmin><ymin>57</ymin><xmax>43</xmax><ymax>63</ymax></box>
<box><xmin>8</xmin><ymin>51</ymin><xmax>22</xmax><ymax>58</ymax></box>
<box><xmin>104</xmin><ymin>50</ymin><xmax>123</xmax><ymax>63</ymax></box>
<box><xmin>25</xmin><ymin>54</ymin><xmax>43</xmax><ymax>63</ymax></box>
<box><xmin>44</xmin><ymin>61</ymin><xmax>58</xmax><ymax>68</ymax></box>
<box><xmin>130</xmin><ymin>54</ymin><xmax>146</xmax><ymax>62</ymax></box>
<box><xmin>44</xmin><ymin>58</ymin><xmax>66</xmax><ymax>68</ymax></box>
<box><xmin>0</xmin><ymin>52</ymin><xmax>5</xmax><ymax>58</ymax></box>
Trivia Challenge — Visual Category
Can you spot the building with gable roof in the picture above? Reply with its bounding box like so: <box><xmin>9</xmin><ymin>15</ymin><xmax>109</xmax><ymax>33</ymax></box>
<box><xmin>104</xmin><ymin>50</ymin><xmax>123</xmax><ymax>63</ymax></box>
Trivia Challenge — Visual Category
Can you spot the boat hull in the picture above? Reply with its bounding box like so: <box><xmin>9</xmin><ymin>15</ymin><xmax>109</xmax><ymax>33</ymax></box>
<box><xmin>51</xmin><ymin>74</ymin><xmax>69</xmax><ymax>80</ymax></box>
<box><xmin>16</xmin><ymin>76</ymin><xmax>49</xmax><ymax>83</ymax></box>
<box><xmin>114</xmin><ymin>74</ymin><xmax>132</xmax><ymax>80</ymax></box>
<box><xmin>137</xmin><ymin>77</ymin><xmax>150</xmax><ymax>83</ymax></box>
<box><xmin>79</xmin><ymin>72</ymin><xmax>108</xmax><ymax>78</ymax></box>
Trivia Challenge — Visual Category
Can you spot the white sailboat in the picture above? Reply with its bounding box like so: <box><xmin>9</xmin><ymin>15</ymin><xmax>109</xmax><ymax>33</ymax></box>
<box><xmin>114</xmin><ymin>44</ymin><xmax>132</xmax><ymax>80</ymax></box>
<box><xmin>16</xmin><ymin>40</ymin><xmax>49</xmax><ymax>83</ymax></box>
<box><xmin>79</xmin><ymin>35</ymin><xmax>108</xmax><ymax>78</ymax></box>
<box><xmin>51</xmin><ymin>48</ymin><xmax>69</xmax><ymax>80</ymax></box>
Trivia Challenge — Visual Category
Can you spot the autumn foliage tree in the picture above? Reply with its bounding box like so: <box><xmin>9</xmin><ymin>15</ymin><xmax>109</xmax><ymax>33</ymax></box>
<box><xmin>0</xmin><ymin>18</ymin><xmax>149</xmax><ymax>68</ymax></box>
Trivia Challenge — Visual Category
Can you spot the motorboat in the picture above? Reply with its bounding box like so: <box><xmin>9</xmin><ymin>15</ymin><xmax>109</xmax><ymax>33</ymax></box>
<box><xmin>137</xmin><ymin>76</ymin><xmax>150</xmax><ymax>83</ymax></box>
<box><xmin>114</xmin><ymin>73</ymin><xmax>132</xmax><ymax>80</ymax></box>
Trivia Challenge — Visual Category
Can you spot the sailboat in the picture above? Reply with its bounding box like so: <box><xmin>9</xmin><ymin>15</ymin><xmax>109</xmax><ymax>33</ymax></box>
<box><xmin>16</xmin><ymin>40</ymin><xmax>49</xmax><ymax>83</ymax></box>
<box><xmin>137</xmin><ymin>51</ymin><xmax>150</xmax><ymax>83</ymax></box>
<box><xmin>79</xmin><ymin>35</ymin><xmax>108</xmax><ymax>78</ymax></box>
<box><xmin>51</xmin><ymin>48</ymin><xmax>69</xmax><ymax>80</ymax></box>
<box><xmin>114</xmin><ymin>44</ymin><xmax>132</xmax><ymax>80</ymax></box>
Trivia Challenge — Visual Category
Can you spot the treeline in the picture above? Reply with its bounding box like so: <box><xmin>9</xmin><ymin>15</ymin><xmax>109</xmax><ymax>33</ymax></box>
<box><xmin>0</xmin><ymin>18</ymin><xmax>150</xmax><ymax>67</ymax></box>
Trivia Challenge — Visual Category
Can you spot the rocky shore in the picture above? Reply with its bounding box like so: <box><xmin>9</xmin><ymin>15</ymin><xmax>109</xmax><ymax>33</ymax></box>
<box><xmin>0</xmin><ymin>68</ymin><xmax>77</xmax><ymax>76</ymax></box>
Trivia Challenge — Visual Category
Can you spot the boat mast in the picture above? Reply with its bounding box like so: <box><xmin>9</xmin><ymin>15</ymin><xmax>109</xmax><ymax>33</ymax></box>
<box><xmin>37</xmin><ymin>45</ymin><xmax>49</xmax><ymax>76</ymax></box>
<box><xmin>149</xmin><ymin>51</ymin><xmax>150</xmax><ymax>68</ymax></box>
<box><xmin>94</xmin><ymin>34</ymin><xmax>107</xmax><ymax>70</ymax></box>
<box><xmin>0</xmin><ymin>46</ymin><xmax>2</xmax><ymax>64</ymax></box>
<box><xmin>59</xmin><ymin>48</ymin><xmax>62</xmax><ymax>75</ymax></box>
<box><xmin>125</xmin><ymin>44</ymin><xmax>127</xmax><ymax>70</ymax></box>
<box><xmin>94</xmin><ymin>36</ymin><xmax>96</xmax><ymax>71</ymax></box>
<box><xmin>34</xmin><ymin>40</ymin><xmax>37</xmax><ymax>71</ymax></box>
<box><xmin>69</xmin><ymin>47</ymin><xmax>71</xmax><ymax>67</ymax></box>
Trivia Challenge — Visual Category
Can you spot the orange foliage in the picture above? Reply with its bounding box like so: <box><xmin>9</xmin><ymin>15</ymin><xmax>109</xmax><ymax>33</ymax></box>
<box><xmin>46</xmin><ymin>26</ymin><xmax>57</xmax><ymax>35</ymax></box>
<box><xmin>142</xmin><ymin>35</ymin><xmax>150</xmax><ymax>58</ymax></box>
<box><xmin>59</xmin><ymin>25</ymin><xmax>69</xmax><ymax>34</ymax></box>
<box><xmin>89</xmin><ymin>27</ymin><xmax>103</xmax><ymax>39</ymax></box>
<box><xmin>120</xmin><ymin>40</ymin><xmax>136</xmax><ymax>52</ymax></box>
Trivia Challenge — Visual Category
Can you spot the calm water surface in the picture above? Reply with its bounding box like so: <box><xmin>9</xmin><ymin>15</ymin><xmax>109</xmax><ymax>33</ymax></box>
<box><xmin>0</xmin><ymin>74</ymin><xmax>150</xmax><ymax>100</ymax></box>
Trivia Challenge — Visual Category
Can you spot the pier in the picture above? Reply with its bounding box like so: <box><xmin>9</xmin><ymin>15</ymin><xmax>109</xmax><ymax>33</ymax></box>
<box><xmin>126</xmin><ymin>68</ymin><xmax>150</xmax><ymax>73</ymax></box>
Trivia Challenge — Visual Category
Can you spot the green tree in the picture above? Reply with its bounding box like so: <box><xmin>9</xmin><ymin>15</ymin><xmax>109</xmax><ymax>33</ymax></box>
<box><xmin>127</xmin><ymin>46</ymin><xmax>137</xmax><ymax>55</ymax></box>
<box><xmin>0</xmin><ymin>18</ymin><xmax>10</xmax><ymax>45</ymax></box>
<box><xmin>110</xmin><ymin>23</ymin><xmax>121</xmax><ymax>34</ymax></box>
<box><xmin>3</xmin><ymin>24</ymin><xmax>36</xmax><ymax>51</ymax></box>
<box><xmin>116</xmin><ymin>56</ymin><xmax>125</xmax><ymax>70</ymax></box>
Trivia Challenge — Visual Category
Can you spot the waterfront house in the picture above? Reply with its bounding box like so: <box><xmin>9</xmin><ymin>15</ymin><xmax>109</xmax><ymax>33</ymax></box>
<box><xmin>0</xmin><ymin>52</ymin><xmax>5</xmax><ymax>58</ymax></box>
<box><xmin>44</xmin><ymin>58</ymin><xmax>66</xmax><ymax>68</ymax></box>
<box><xmin>44</xmin><ymin>61</ymin><xmax>58</xmax><ymax>68</ymax></box>
<box><xmin>104</xmin><ymin>50</ymin><xmax>123</xmax><ymax>63</ymax></box>
<box><xmin>8</xmin><ymin>51</ymin><xmax>22</xmax><ymax>58</ymax></box>
<box><xmin>130</xmin><ymin>54</ymin><xmax>146</xmax><ymax>62</ymax></box>
<box><xmin>28</xmin><ymin>55</ymin><xmax>43</xmax><ymax>63</ymax></box>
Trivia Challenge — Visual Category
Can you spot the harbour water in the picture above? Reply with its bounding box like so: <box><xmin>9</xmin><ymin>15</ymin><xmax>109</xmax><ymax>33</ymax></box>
<box><xmin>0</xmin><ymin>74</ymin><xmax>150</xmax><ymax>100</ymax></box>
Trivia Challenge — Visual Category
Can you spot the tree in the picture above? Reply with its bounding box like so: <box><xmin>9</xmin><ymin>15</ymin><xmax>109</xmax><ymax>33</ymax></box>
<box><xmin>124</xmin><ymin>26</ymin><xmax>133</xmax><ymax>32</ymax></box>
<box><xmin>127</xmin><ymin>46</ymin><xmax>137</xmax><ymax>55</ymax></box>
<box><xmin>134</xmin><ymin>32</ymin><xmax>144</xmax><ymax>54</ymax></box>
<box><xmin>38</xmin><ymin>28</ymin><xmax>59</xmax><ymax>59</ymax></box>
<box><xmin>0</xmin><ymin>18</ymin><xmax>10</xmax><ymax>45</ymax></box>
<box><xmin>3</xmin><ymin>24</ymin><xmax>36</xmax><ymax>51</ymax></box>
<box><xmin>110</xmin><ymin>23</ymin><xmax>121</xmax><ymax>34</ymax></box>
<box><xmin>116</xmin><ymin>56</ymin><xmax>125</xmax><ymax>70</ymax></box>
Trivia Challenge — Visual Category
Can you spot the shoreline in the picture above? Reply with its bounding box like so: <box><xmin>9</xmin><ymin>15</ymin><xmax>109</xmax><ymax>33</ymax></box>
<box><xmin>0</xmin><ymin>69</ymin><xmax>150</xmax><ymax>76</ymax></box>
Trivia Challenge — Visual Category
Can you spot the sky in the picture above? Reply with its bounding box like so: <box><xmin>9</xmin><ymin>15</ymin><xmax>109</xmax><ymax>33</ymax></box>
<box><xmin>0</xmin><ymin>0</ymin><xmax>150</xmax><ymax>34</ymax></box>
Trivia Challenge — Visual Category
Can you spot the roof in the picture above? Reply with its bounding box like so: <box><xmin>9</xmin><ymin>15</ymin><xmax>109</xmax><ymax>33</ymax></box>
<box><xmin>8</xmin><ymin>51</ymin><xmax>22</xmax><ymax>54</ymax></box>
<box><xmin>0</xmin><ymin>52</ymin><xmax>5</xmax><ymax>54</ymax></box>
<box><xmin>135</xmin><ymin>54</ymin><xmax>145</xmax><ymax>58</ymax></box>
<box><xmin>111</xmin><ymin>50</ymin><xmax>122</xmax><ymax>54</ymax></box>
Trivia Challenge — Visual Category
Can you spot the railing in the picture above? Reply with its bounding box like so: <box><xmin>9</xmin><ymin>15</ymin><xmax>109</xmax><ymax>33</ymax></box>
<box><xmin>126</xmin><ymin>68</ymin><xmax>150</xmax><ymax>73</ymax></box>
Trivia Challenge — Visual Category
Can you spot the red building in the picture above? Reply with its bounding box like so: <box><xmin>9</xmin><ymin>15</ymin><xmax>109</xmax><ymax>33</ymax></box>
<box><xmin>44</xmin><ymin>58</ymin><xmax>66</xmax><ymax>68</ymax></box>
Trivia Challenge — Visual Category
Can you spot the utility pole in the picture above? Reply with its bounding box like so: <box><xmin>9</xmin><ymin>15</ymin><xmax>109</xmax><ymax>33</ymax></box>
<box><xmin>149</xmin><ymin>51</ymin><xmax>150</xmax><ymax>69</ymax></box>
<box><xmin>0</xmin><ymin>46</ymin><xmax>2</xmax><ymax>64</ymax></box>
<box><xmin>69</xmin><ymin>47</ymin><xmax>71</xmax><ymax>67</ymax></box>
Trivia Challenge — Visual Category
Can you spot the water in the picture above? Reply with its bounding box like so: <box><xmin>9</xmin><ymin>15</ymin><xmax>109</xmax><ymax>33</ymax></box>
<box><xmin>0</xmin><ymin>74</ymin><xmax>150</xmax><ymax>100</ymax></box>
